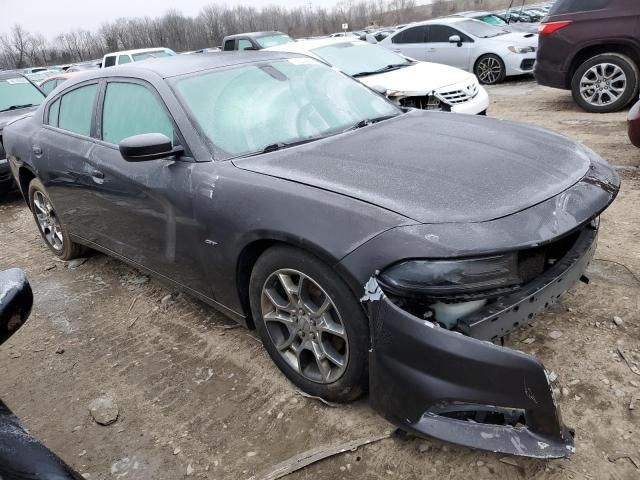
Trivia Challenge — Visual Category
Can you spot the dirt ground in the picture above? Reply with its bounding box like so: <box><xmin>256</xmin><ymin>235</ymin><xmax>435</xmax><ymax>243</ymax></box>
<box><xmin>1</xmin><ymin>78</ymin><xmax>639</xmax><ymax>480</ymax></box>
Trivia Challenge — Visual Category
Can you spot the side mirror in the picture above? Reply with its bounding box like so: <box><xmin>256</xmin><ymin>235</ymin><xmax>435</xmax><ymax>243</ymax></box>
<box><xmin>0</xmin><ymin>268</ymin><xmax>33</xmax><ymax>346</ymax></box>
<box><xmin>449</xmin><ymin>35</ymin><xmax>462</xmax><ymax>47</ymax></box>
<box><xmin>119</xmin><ymin>133</ymin><xmax>184</xmax><ymax>162</ymax></box>
<box><xmin>243</xmin><ymin>46</ymin><xmax>258</xmax><ymax>51</ymax></box>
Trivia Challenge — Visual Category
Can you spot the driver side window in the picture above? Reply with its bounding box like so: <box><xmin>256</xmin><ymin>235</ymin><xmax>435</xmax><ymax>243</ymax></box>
<box><xmin>101</xmin><ymin>82</ymin><xmax>175</xmax><ymax>146</ymax></box>
<box><xmin>426</xmin><ymin>25</ymin><xmax>470</xmax><ymax>43</ymax></box>
<box><xmin>237</xmin><ymin>39</ymin><xmax>253</xmax><ymax>50</ymax></box>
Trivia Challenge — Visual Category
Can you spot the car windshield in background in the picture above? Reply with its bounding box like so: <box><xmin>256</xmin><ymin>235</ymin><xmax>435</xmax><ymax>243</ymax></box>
<box><xmin>312</xmin><ymin>42</ymin><xmax>411</xmax><ymax>77</ymax></box>
<box><xmin>255</xmin><ymin>34</ymin><xmax>293</xmax><ymax>48</ymax></box>
<box><xmin>478</xmin><ymin>15</ymin><xmax>508</xmax><ymax>26</ymax></box>
<box><xmin>459</xmin><ymin>19</ymin><xmax>508</xmax><ymax>38</ymax></box>
<box><xmin>0</xmin><ymin>77</ymin><xmax>45</xmax><ymax>112</ymax></box>
<box><xmin>173</xmin><ymin>58</ymin><xmax>400</xmax><ymax>159</ymax></box>
<box><xmin>132</xmin><ymin>50</ymin><xmax>176</xmax><ymax>61</ymax></box>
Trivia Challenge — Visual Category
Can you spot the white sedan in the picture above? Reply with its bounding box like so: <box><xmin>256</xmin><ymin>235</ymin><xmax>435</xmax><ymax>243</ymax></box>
<box><xmin>265</xmin><ymin>37</ymin><xmax>489</xmax><ymax>115</ymax></box>
<box><xmin>378</xmin><ymin>17</ymin><xmax>538</xmax><ymax>85</ymax></box>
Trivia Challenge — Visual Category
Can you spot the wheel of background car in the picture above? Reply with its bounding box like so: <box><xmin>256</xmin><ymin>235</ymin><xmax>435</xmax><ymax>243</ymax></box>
<box><xmin>249</xmin><ymin>245</ymin><xmax>368</xmax><ymax>403</ymax></box>
<box><xmin>571</xmin><ymin>53</ymin><xmax>639</xmax><ymax>114</ymax></box>
<box><xmin>474</xmin><ymin>54</ymin><xmax>506</xmax><ymax>85</ymax></box>
<box><xmin>28</xmin><ymin>178</ymin><xmax>83</xmax><ymax>261</ymax></box>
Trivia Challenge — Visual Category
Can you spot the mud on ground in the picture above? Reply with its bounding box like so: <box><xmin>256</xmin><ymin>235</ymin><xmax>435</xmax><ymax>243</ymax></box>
<box><xmin>0</xmin><ymin>78</ymin><xmax>639</xmax><ymax>480</ymax></box>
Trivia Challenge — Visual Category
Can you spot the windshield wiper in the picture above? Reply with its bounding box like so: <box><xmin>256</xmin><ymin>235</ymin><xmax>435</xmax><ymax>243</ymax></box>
<box><xmin>353</xmin><ymin>63</ymin><xmax>409</xmax><ymax>78</ymax></box>
<box><xmin>0</xmin><ymin>104</ymin><xmax>36</xmax><ymax>112</ymax></box>
<box><xmin>233</xmin><ymin>137</ymin><xmax>321</xmax><ymax>159</ymax></box>
<box><xmin>342</xmin><ymin>114</ymin><xmax>399</xmax><ymax>132</ymax></box>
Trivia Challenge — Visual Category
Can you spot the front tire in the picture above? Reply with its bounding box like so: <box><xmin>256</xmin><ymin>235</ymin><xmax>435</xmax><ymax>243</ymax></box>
<box><xmin>475</xmin><ymin>54</ymin><xmax>506</xmax><ymax>85</ymax></box>
<box><xmin>28</xmin><ymin>178</ymin><xmax>83</xmax><ymax>260</ymax></box>
<box><xmin>571</xmin><ymin>53</ymin><xmax>638</xmax><ymax>113</ymax></box>
<box><xmin>249</xmin><ymin>246</ymin><xmax>368</xmax><ymax>403</ymax></box>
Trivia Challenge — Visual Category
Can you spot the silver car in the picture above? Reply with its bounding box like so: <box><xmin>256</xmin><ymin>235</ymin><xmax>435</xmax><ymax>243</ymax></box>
<box><xmin>378</xmin><ymin>17</ymin><xmax>538</xmax><ymax>85</ymax></box>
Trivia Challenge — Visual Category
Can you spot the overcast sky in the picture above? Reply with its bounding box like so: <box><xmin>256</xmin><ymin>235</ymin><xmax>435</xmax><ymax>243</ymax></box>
<box><xmin>1</xmin><ymin>0</ymin><xmax>352</xmax><ymax>38</ymax></box>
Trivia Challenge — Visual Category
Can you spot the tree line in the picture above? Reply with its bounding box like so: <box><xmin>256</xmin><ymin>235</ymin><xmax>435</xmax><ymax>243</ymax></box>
<box><xmin>0</xmin><ymin>0</ymin><xmax>418</xmax><ymax>69</ymax></box>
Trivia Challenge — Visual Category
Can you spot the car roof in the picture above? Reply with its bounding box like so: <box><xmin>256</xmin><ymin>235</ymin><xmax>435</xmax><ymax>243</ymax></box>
<box><xmin>403</xmin><ymin>17</ymin><xmax>474</xmax><ymax>27</ymax></box>
<box><xmin>224</xmin><ymin>31</ymin><xmax>286</xmax><ymax>40</ymax></box>
<box><xmin>453</xmin><ymin>11</ymin><xmax>493</xmax><ymax>17</ymax></box>
<box><xmin>62</xmin><ymin>51</ymin><xmax>304</xmax><ymax>84</ymax></box>
<box><xmin>0</xmin><ymin>71</ymin><xmax>26</xmax><ymax>80</ymax></box>
<box><xmin>264</xmin><ymin>37</ymin><xmax>365</xmax><ymax>54</ymax></box>
<box><xmin>104</xmin><ymin>47</ymin><xmax>173</xmax><ymax>57</ymax></box>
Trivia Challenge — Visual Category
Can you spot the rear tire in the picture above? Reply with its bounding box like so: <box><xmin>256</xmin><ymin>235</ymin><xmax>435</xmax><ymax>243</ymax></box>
<box><xmin>28</xmin><ymin>178</ymin><xmax>83</xmax><ymax>261</ymax></box>
<box><xmin>475</xmin><ymin>54</ymin><xmax>506</xmax><ymax>85</ymax></box>
<box><xmin>249</xmin><ymin>245</ymin><xmax>368</xmax><ymax>403</ymax></box>
<box><xmin>571</xmin><ymin>53</ymin><xmax>638</xmax><ymax>113</ymax></box>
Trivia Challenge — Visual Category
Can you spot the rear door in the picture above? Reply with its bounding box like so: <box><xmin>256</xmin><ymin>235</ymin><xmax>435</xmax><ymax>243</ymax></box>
<box><xmin>422</xmin><ymin>25</ymin><xmax>474</xmax><ymax>70</ymax></box>
<box><xmin>389</xmin><ymin>25</ymin><xmax>430</xmax><ymax>60</ymax></box>
<box><xmin>38</xmin><ymin>81</ymin><xmax>102</xmax><ymax>239</ymax></box>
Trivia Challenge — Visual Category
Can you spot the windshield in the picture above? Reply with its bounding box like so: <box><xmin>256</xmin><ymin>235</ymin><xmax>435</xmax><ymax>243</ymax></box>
<box><xmin>0</xmin><ymin>76</ymin><xmax>45</xmax><ymax>112</ymax></box>
<box><xmin>478</xmin><ymin>15</ymin><xmax>507</xmax><ymax>26</ymax></box>
<box><xmin>173</xmin><ymin>58</ymin><xmax>399</xmax><ymax>159</ymax></box>
<box><xmin>312</xmin><ymin>41</ymin><xmax>410</xmax><ymax>77</ymax></box>
<box><xmin>458</xmin><ymin>19</ymin><xmax>508</xmax><ymax>38</ymax></box>
<box><xmin>132</xmin><ymin>50</ymin><xmax>176</xmax><ymax>61</ymax></box>
<box><xmin>255</xmin><ymin>34</ymin><xmax>293</xmax><ymax>48</ymax></box>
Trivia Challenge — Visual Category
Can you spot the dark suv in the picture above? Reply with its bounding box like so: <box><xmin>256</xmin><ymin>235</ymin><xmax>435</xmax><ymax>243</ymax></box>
<box><xmin>535</xmin><ymin>0</ymin><xmax>640</xmax><ymax>113</ymax></box>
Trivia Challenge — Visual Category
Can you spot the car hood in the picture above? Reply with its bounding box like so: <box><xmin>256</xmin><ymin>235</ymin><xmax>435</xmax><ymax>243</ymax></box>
<box><xmin>0</xmin><ymin>106</ymin><xmax>38</xmax><ymax>133</ymax></box>
<box><xmin>357</xmin><ymin>62</ymin><xmax>473</xmax><ymax>95</ymax></box>
<box><xmin>233</xmin><ymin>110</ymin><xmax>593</xmax><ymax>224</ymax></box>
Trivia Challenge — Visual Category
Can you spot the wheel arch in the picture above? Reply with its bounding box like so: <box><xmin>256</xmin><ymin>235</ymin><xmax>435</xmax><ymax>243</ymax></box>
<box><xmin>234</xmin><ymin>236</ymin><xmax>363</xmax><ymax>329</ymax></box>
<box><xmin>568</xmin><ymin>42</ymin><xmax>640</xmax><ymax>89</ymax></box>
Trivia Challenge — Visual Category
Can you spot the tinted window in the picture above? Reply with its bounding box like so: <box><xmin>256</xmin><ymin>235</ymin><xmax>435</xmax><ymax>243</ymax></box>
<box><xmin>104</xmin><ymin>56</ymin><xmax>116</xmax><ymax>68</ymax></box>
<box><xmin>173</xmin><ymin>58</ymin><xmax>399</xmax><ymax>159</ymax></box>
<box><xmin>427</xmin><ymin>25</ymin><xmax>466</xmax><ymax>42</ymax></box>
<box><xmin>58</xmin><ymin>84</ymin><xmax>98</xmax><ymax>136</ymax></box>
<box><xmin>549</xmin><ymin>0</ymin><xmax>608</xmax><ymax>14</ymax></box>
<box><xmin>102</xmin><ymin>82</ymin><xmax>174</xmax><ymax>145</ymax></box>
<box><xmin>392</xmin><ymin>26</ymin><xmax>427</xmax><ymax>44</ymax></box>
<box><xmin>0</xmin><ymin>76</ymin><xmax>45</xmax><ymax>111</ymax></box>
<box><xmin>118</xmin><ymin>55</ymin><xmax>131</xmax><ymax>65</ymax></box>
<box><xmin>47</xmin><ymin>98</ymin><xmax>60</xmax><ymax>127</ymax></box>
<box><xmin>223</xmin><ymin>40</ymin><xmax>234</xmax><ymax>51</ymax></box>
<box><xmin>237</xmin><ymin>39</ymin><xmax>253</xmax><ymax>50</ymax></box>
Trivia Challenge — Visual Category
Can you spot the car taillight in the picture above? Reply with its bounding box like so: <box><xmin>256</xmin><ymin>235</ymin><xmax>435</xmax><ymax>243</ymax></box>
<box><xmin>538</xmin><ymin>21</ymin><xmax>572</xmax><ymax>35</ymax></box>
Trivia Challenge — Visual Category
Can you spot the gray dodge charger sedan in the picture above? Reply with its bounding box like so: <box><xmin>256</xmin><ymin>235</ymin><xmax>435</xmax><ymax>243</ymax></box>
<box><xmin>3</xmin><ymin>52</ymin><xmax>619</xmax><ymax>458</ymax></box>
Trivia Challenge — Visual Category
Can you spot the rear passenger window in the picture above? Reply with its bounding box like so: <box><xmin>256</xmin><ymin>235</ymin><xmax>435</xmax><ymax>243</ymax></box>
<box><xmin>58</xmin><ymin>84</ymin><xmax>98</xmax><ymax>136</ymax></box>
<box><xmin>101</xmin><ymin>82</ymin><xmax>174</xmax><ymax>145</ymax></box>
<box><xmin>104</xmin><ymin>56</ymin><xmax>116</xmax><ymax>68</ymax></box>
<box><xmin>223</xmin><ymin>40</ymin><xmax>235</xmax><ymax>51</ymax></box>
<box><xmin>47</xmin><ymin>98</ymin><xmax>60</xmax><ymax>127</ymax></box>
<box><xmin>392</xmin><ymin>26</ymin><xmax>428</xmax><ymax>44</ymax></box>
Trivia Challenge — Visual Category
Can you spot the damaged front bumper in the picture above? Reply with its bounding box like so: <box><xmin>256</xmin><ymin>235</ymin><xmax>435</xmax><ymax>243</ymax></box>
<box><xmin>362</xmin><ymin>226</ymin><xmax>599</xmax><ymax>458</ymax></box>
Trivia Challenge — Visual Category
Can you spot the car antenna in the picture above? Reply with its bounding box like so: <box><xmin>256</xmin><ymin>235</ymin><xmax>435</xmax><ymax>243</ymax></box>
<box><xmin>505</xmin><ymin>0</ymin><xmax>515</xmax><ymax>24</ymax></box>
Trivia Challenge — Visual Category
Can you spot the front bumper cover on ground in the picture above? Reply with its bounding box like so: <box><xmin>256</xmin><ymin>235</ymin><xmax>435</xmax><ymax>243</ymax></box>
<box><xmin>362</xmin><ymin>226</ymin><xmax>599</xmax><ymax>458</ymax></box>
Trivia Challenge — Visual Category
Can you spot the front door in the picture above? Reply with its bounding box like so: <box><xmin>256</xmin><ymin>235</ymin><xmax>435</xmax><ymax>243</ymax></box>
<box><xmin>86</xmin><ymin>79</ymin><xmax>211</xmax><ymax>293</ymax></box>
<box><xmin>422</xmin><ymin>25</ymin><xmax>474</xmax><ymax>71</ymax></box>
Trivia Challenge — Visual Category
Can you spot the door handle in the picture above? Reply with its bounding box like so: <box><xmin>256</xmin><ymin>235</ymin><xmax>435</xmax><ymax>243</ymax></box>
<box><xmin>32</xmin><ymin>145</ymin><xmax>42</xmax><ymax>157</ymax></box>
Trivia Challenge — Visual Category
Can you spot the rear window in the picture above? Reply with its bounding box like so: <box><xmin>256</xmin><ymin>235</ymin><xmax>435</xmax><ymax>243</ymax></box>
<box><xmin>0</xmin><ymin>76</ymin><xmax>45</xmax><ymax>112</ymax></box>
<box><xmin>58</xmin><ymin>84</ymin><xmax>98</xmax><ymax>136</ymax></box>
<box><xmin>549</xmin><ymin>0</ymin><xmax>608</xmax><ymax>15</ymax></box>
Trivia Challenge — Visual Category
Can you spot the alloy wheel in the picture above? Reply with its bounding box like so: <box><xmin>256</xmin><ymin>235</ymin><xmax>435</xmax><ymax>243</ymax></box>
<box><xmin>579</xmin><ymin>63</ymin><xmax>627</xmax><ymax>107</ymax></box>
<box><xmin>33</xmin><ymin>191</ymin><xmax>64</xmax><ymax>251</ymax></box>
<box><xmin>477</xmin><ymin>57</ymin><xmax>502</xmax><ymax>84</ymax></box>
<box><xmin>260</xmin><ymin>269</ymin><xmax>349</xmax><ymax>384</ymax></box>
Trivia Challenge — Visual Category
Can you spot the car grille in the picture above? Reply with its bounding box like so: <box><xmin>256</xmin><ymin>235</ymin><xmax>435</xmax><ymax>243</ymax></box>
<box><xmin>520</xmin><ymin>59</ymin><xmax>535</xmax><ymax>71</ymax></box>
<box><xmin>435</xmin><ymin>82</ymin><xmax>480</xmax><ymax>106</ymax></box>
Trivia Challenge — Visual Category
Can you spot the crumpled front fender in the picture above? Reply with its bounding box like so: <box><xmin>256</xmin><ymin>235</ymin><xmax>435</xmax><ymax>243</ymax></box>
<box><xmin>363</xmin><ymin>278</ymin><xmax>575</xmax><ymax>458</ymax></box>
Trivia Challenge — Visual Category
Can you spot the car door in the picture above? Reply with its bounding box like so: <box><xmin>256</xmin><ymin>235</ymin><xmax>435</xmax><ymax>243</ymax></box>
<box><xmin>87</xmin><ymin>78</ymin><xmax>210</xmax><ymax>293</ymax></box>
<box><xmin>37</xmin><ymin>81</ymin><xmax>103</xmax><ymax>239</ymax></box>
<box><xmin>388</xmin><ymin>25</ymin><xmax>430</xmax><ymax>60</ymax></box>
<box><xmin>422</xmin><ymin>25</ymin><xmax>474</xmax><ymax>70</ymax></box>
